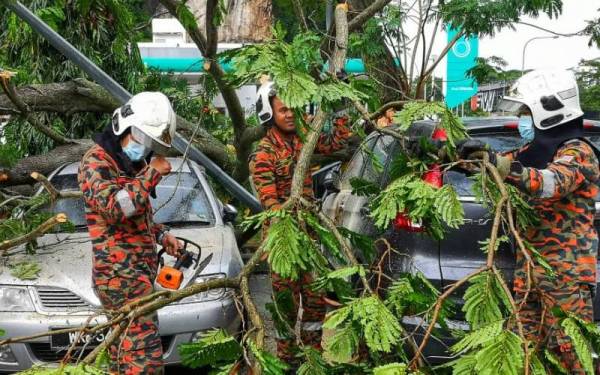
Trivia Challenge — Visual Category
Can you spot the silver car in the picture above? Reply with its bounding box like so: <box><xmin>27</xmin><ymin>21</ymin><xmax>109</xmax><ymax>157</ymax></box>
<box><xmin>0</xmin><ymin>158</ymin><xmax>243</xmax><ymax>372</ymax></box>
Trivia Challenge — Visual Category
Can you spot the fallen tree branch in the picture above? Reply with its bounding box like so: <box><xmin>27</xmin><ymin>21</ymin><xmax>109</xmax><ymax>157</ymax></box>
<box><xmin>0</xmin><ymin>71</ymin><xmax>78</xmax><ymax>145</ymax></box>
<box><xmin>31</xmin><ymin>172</ymin><xmax>82</xmax><ymax>200</ymax></box>
<box><xmin>0</xmin><ymin>213</ymin><xmax>67</xmax><ymax>253</ymax></box>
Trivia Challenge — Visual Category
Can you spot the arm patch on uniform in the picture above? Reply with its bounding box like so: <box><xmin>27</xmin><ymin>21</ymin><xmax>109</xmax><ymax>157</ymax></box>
<box><xmin>116</xmin><ymin>189</ymin><xmax>136</xmax><ymax>218</ymax></box>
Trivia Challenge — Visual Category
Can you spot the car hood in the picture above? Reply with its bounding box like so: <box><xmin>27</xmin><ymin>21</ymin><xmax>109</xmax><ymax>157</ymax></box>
<box><xmin>0</xmin><ymin>226</ymin><xmax>228</xmax><ymax>307</ymax></box>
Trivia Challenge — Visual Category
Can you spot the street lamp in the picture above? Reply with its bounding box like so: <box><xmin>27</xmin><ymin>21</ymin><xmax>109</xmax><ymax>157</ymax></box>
<box><xmin>522</xmin><ymin>35</ymin><xmax>559</xmax><ymax>74</ymax></box>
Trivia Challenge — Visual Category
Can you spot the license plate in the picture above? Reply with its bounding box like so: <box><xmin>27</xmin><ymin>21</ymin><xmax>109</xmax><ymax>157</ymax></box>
<box><xmin>50</xmin><ymin>329</ymin><xmax>108</xmax><ymax>350</ymax></box>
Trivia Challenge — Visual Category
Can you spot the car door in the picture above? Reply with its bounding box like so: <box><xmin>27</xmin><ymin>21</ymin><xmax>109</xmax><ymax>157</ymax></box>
<box><xmin>321</xmin><ymin>134</ymin><xmax>394</xmax><ymax>255</ymax></box>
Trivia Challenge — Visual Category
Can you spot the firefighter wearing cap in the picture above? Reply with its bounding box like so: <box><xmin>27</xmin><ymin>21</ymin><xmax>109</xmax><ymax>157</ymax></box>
<box><xmin>249</xmin><ymin>80</ymin><xmax>350</xmax><ymax>366</ymax></box>
<box><xmin>78</xmin><ymin>92</ymin><xmax>183</xmax><ymax>374</ymax></box>
<box><xmin>458</xmin><ymin>69</ymin><xmax>600</xmax><ymax>373</ymax></box>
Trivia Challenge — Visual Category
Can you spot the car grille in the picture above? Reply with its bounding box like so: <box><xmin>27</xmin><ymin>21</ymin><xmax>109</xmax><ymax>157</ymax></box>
<box><xmin>35</xmin><ymin>287</ymin><xmax>91</xmax><ymax>310</ymax></box>
<box><xmin>29</xmin><ymin>336</ymin><xmax>174</xmax><ymax>362</ymax></box>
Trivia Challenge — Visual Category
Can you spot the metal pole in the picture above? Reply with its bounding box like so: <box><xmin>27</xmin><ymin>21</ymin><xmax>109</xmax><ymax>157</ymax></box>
<box><xmin>3</xmin><ymin>0</ymin><xmax>262</xmax><ymax>213</ymax></box>
<box><xmin>521</xmin><ymin>35</ymin><xmax>559</xmax><ymax>75</ymax></box>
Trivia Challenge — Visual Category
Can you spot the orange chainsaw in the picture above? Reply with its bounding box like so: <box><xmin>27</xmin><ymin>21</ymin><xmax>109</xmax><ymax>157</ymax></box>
<box><xmin>156</xmin><ymin>237</ymin><xmax>212</xmax><ymax>290</ymax></box>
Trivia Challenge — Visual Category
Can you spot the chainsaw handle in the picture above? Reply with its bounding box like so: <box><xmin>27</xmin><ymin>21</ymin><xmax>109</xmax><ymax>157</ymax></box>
<box><xmin>157</xmin><ymin>237</ymin><xmax>202</xmax><ymax>266</ymax></box>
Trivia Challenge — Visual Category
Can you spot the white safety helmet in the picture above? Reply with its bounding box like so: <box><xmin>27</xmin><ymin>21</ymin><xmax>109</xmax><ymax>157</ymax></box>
<box><xmin>498</xmin><ymin>69</ymin><xmax>583</xmax><ymax>130</ymax></box>
<box><xmin>255</xmin><ymin>80</ymin><xmax>277</xmax><ymax>125</ymax></box>
<box><xmin>112</xmin><ymin>92</ymin><xmax>177</xmax><ymax>154</ymax></box>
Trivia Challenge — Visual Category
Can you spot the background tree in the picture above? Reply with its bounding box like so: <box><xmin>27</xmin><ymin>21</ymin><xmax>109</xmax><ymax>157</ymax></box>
<box><xmin>575</xmin><ymin>58</ymin><xmax>600</xmax><ymax>115</ymax></box>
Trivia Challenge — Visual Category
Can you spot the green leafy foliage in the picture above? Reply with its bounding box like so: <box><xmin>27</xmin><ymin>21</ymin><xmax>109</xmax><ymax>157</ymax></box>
<box><xmin>394</xmin><ymin>102</ymin><xmax>467</xmax><ymax>146</ymax></box>
<box><xmin>451</xmin><ymin>321</ymin><xmax>504</xmax><ymax>354</ymax></box>
<box><xmin>178</xmin><ymin>329</ymin><xmax>242</xmax><ymax>369</ymax></box>
<box><xmin>451</xmin><ymin>330</ymin><xmax>524</xmax><ymax>375</ymax></box>
<box><xmin>385</xmin><ymin>272</ymin><xmax>454</xmax><ymax>326</ymax></box>
<box><xmin>544</xmin><ymin>349</ymin><xmax>568</xmax><ymax>374</ymax></box>
<box><xmin>248</xmin><ymin>340</ymin><xmax>289</xmax><ymax>375</ymax></box>
<box><xmin>373</xmin><ymin>363</ymin><xmax>408</xmax><ymax>375</ymax></box>
<box><xmin>263</xmin><ymin>211</ymin><xmax>328</xmax><ymax>280</ymax></box>
<box><xmin>0</xmin><ymin>328</ymin><xmax>5</xmax><ymax>337</ymax></box>
<box><xmin>17</xmin><ymin>364</ymin><xmax>105</xmax><ymax>374</ymax></box>
<box><xmin>94</xmin><ymin>348</ymin><xmax>110</xmax><ymax>369</ymax></box>
<box><xmin>440</xmin><ymin>0</ymin><xmax>562</xmax><ymax>36</ymax></box>
<box><xmin>323</xmin><ymin>323</ymin><xmax>360</xmax><ymax>364</ymax></box>
<box><xmin>349</xmin><ymin>177</ymin><xmax>381</xmax><ymax>197</ymax></box>
<box><xmin>370</xmin><ymin>174</ymin><xmax>464</xmax><ymax>240</ymax></box>
<box><xmin>561</xmin><ymin>317</ymin><xmax>594</xmax><ymax>375</ymax></box>
<box><xmin>462</xmin><ymin>271</ymin><xmax>511</xmax><ymax>329</ymax></box>
<box><xmin>297</xmin><ymin>347</ymin><xmax>330</xmax><ymax>375</ymax></box>
<box><xmin>265</xmin><ymin>289</ymin><xmax>295</xmax><ymax>339</ymax></box>
<box><xmin>303</xmin><ymin>211</ymin><xmax>345</xmax><ymax>264</ymax></box>
<box><xmin>9</xmin><ymin>261</ymin><xmax>41</xmax><ymax>280</ymax></box>
<box><xmin>226</xmin><ymin>29</ymin><xmax>364</xmax><ymax>110</ymax></box>
<box><xmin>337</xmin><ymin>227</ymin><xmax>377</xmax><ymax>263</ymax></box>
<box><xmin>324</xmin><ymin>296</ymin><xmax>402</xmax><ymax>353</ymax></box>
<box><xmin>1</xmin><ymin>0</ymin><xmax>147</xmax><ymax>156</ymax></box>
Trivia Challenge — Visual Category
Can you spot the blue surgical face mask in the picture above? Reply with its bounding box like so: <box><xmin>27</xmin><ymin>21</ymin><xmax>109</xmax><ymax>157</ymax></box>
<box><xmin>123</xmin><ymin>140</ymin><xmax>147</xmax><ymax>162</ymax></box>
<box><xmin>518</xmin><ymin>116</ymin><xmax>534</xmax><ymax>142</ymax></box>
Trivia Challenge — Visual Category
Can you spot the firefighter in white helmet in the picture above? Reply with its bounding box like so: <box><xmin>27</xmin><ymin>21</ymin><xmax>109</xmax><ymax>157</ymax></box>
<box><xmin>458</xmin><ymin>69</ymin><xmax>600</xmax><ymax>373</ymax></box>
<box><xmin>250</xmin><ymin>78</ymin><xmax>351</xmax><ymax>368</ymax></box>
<box><xmin>78</xmin><ymin>92</ymin><xmax>183</xmax><ymax>374</ymax></box>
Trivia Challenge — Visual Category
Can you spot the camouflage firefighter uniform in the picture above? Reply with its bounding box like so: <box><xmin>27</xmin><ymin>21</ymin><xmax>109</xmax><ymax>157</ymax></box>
<box><xmin>505</xmin><ymin>139</ymin><xmax>600</xmax><ymax>373</ymax></box>
<box><xmin>249</xmin><ymin>117</ymin><xmax>350</xmax><ymax>364</ymax></box>
<box><xmin>79</xmin><ymin>144</ymin><xmax>166</xmax><ymax>375</ymax></box>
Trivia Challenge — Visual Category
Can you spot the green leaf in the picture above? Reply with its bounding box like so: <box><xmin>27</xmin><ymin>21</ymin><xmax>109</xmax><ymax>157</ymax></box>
<box><xmin>297</xmin><ymin>347</ymin><xmax>329</xmax><ymax>375</ymax></box>
<box><xmin>0</xmin><ymin>328</ymin><xmax>5</xmax><ymax>337</ymax></box>
<box><xmin>248</xmin><ymin>340</ymin><xmax>289</xmax><ymax>375</ymax></box>
<box><xmin>176</xmin><ymin>3</ymin><xmax>199</xmax><ymax>30</ymax></box>
<box><xmin>178</xmin><ymin>329</ymin><xmax>242</xmax><ymax>368</ymax></box>
<box><xmin>264</xmin><ymin>211</ymin><xmax>328</xmax><ymax>280</ymax></box>
<box><xmin>462</xmin><ymin>271</ymin><xmax>510</xmax><ymax>329</ymax></box>
<box><xmin>544</xmin><ymin>349</ymin><xmax>568</xmax><ymax>374</ymax></box>
<box><xmin>451</xmin><ymin>321</ymin><xmax>503</xmax><ymax>354</ymax></box>
<box><xmin>473</xmin><ymin>331</ymin><xmax>524</xmax><ymax>375</ymax></box>
<box><xmin>325</xmin><ymin>296</ymin><xmax>402</xmax><ymax>353</ymax></box>
<box><xmin>337</xmin><ymin>227</ymin><xmax>377</xmax><ymax>263</ymax></box>
<box><xmin>373</xmin><ymin>362</ymin><xmax>408</xmax><ymax>375</ymax></box>
<box><xmin>94</xmin><ymin>348</ymin><xmax>109</xmax><ymax>369</ymax></box>
<box><xmin>9</xmin><ymin>261</ymin><xmax>41</xmax><ymax>280</ymax></box>
<box><xmin>561</xmin><ymin>317</ymin><xmax>594</xmax><ymax>375</ymax></box>
<box><xmin>349</xmin><ymin>177</ymin><xmax>380</xmax><ymax>196</ymax></box>
<box><xmin>529</xmin><ymin>351</ymin><xmax>548</xmax><ymax>375</ymax></box>
<box><xmin>322</xmin><ymin>324</ymin><xmax>359</xmax><ymax>364</ymax></box>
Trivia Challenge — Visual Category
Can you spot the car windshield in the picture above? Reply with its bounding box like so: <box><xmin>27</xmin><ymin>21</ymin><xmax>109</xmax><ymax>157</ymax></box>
<box><xmin>45</xmin><ymin>171</ymin><xmax>215</xmax><ymax>228</ymax></box>
<box><xmin>445</xmin><ymin>133</ymin><xmax>600</xmax><ymax>196</ymax></box>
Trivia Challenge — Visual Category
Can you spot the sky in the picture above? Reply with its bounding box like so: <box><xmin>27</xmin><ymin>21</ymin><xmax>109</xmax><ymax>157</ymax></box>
<box><xmin>478</xmin><ymin>0</ymin><xmax>600</xmax><ymax>71</ymax></box>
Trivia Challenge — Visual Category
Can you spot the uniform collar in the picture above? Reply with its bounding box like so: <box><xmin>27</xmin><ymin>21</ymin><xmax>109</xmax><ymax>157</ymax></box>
<box><xmin>267</xmin><ymin>127</ymin><xmax>298</xmax><ymax>150</ymax></box>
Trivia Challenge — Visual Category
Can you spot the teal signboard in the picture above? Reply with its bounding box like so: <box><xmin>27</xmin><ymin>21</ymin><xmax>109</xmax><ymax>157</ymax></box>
<box><xmin>445</xmin><ymin>27</ymin><xmax>479</xmax><ymax>109</ymax></box>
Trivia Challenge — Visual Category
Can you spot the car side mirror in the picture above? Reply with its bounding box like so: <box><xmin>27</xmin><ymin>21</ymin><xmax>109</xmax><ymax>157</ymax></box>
<box><xmin>223</xmin><ymin>204</ymin><xmax>238</xmax><ymax>223</ymax></box>
<box><xmin>323</xmin><ymin>169</ymin><xmax>341</xmax><ymax>194</ymax></box>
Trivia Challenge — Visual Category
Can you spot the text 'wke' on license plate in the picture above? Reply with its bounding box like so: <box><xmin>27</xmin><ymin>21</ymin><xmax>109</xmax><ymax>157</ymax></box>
<box><xmin>50</xmin><ymin>329</ymin><xmax>109</xmax><ymax>350</ymax></box>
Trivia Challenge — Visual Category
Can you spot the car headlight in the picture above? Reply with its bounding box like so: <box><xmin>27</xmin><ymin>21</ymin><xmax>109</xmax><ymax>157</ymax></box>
<box><xmin>179</xmin><ymin>273</ymin><xmax>227</xmax><ymax>304</ymax></box>
<box><xmin>0</xmin><ymin>286</ymin><xmax>35</xmax><ymax>312</ymax></box>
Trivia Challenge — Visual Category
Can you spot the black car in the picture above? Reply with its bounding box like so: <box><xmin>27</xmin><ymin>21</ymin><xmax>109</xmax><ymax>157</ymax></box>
<box><xmin>318</xmin><ymin>116</ymin><xmax>600</xmax><ymax>362</ymax></box>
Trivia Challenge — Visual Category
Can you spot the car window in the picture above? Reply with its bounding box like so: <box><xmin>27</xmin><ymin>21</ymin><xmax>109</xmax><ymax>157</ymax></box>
<box><xmin>340</xmin><ymin>135</ymin><xmax>396</xmax><ymax>190</ymax></box>
<box><xmin>362</xmin><ymin>135</ymin><xmax>395</xmax><ymax>185</ymax></box>
<box><xmin>340</xmin><ymin>137</ymin><xmax>375</xmax><ymax>189</ymax></box>
<box><xmin>44</xmin><ymin>171</ymin><xmax>215</xmax><ymax>228</ymax></box>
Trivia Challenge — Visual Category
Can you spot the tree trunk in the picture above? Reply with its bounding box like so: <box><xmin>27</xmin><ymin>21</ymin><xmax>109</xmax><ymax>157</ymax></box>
<box><xmin>187</xmin><ymin>0</ymin><xmax>272</xmax><ymax>43</ymax></box>
<box><xmin>0</xmin><ymin>80</ymin><xmax>237</xmax><ymax>184</ymax></box>
<box><xmin>0</xmin><ymin>140</ymin><xmax>94</xmax><ymax>187</ymax></box>
<box><xmin>0</xmin><ymin>79</ymin><xmax>119</xmax><ymax>116</ymax></box>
